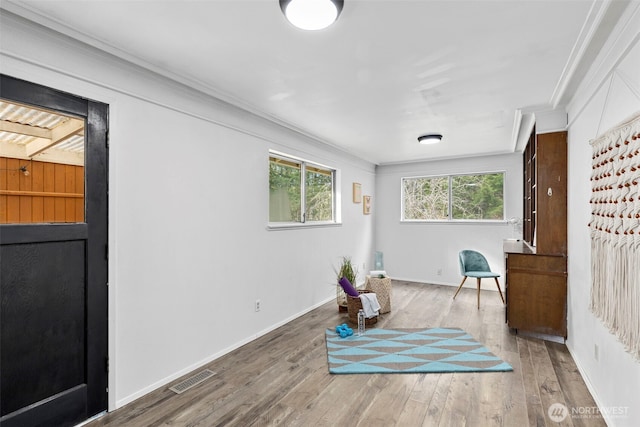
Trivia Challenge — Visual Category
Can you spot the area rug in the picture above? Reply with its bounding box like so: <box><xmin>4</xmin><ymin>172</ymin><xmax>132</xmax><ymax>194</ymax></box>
<box><xmin>325</xmin><ymin>327</ymin><xmax>513</xmax><ymax>374</ymax></box>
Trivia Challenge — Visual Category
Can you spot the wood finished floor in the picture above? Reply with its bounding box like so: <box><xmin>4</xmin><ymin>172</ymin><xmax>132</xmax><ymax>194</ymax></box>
<box><xmin>89</xmin><ymin>281</ymin><xmax>605</xmax><ymax>427</ymax></box>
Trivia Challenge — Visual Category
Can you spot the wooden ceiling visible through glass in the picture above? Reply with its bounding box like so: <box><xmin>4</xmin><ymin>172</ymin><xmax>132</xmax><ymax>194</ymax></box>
<box><xmin>0</xmin><ymin>100</ymin><xmax>85</xmax><ymax>223</ymax></box>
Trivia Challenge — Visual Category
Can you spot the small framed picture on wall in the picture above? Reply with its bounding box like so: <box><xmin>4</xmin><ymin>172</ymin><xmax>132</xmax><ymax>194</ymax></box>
<box><xmin>363</xmin><ymin>195</ymin><xmax>371</xmax><ymax>214</ymax></box>
<box><xmin>353</xmin><ymin>182</ymin><xmax>362</xmax><ymax>203</ymax></box>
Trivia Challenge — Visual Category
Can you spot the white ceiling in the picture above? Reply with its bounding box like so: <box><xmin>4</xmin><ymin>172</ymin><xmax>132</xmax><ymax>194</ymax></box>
<box><xmin>2</xmin><ymin>0</ymin><xmax>628</xmax><ymax>164</ymax></box>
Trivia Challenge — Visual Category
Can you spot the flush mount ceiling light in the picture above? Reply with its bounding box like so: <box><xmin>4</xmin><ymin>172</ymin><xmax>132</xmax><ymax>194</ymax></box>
<box><xmin>418</xmin><ymin>134</ymin><xmax>443</xmax><ymax>145</ymax></box>
<box><xmin>279</xmin><ymin>0</ymin><xmax>344</xmax><ymax>31</ymax></box>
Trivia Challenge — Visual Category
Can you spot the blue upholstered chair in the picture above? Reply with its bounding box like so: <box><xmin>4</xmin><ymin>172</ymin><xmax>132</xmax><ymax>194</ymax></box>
<box><xmin>453</xmin><ymin>250</ymin><xmax>505</xmax><ymax>309</ymax></box>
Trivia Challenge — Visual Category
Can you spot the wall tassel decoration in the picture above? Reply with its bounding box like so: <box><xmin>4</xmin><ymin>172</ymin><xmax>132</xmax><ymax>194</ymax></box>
<box><xmin>589</xmin><ymin>112</ymin><xmax>640</xmax><ymax>360</ymax></box>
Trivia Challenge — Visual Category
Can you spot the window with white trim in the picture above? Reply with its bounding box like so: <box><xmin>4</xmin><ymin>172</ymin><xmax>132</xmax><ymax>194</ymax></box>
<box><xmin>402</xmin><ymin>172</ymin><xmax>504</xmax><ymax>221</ymax></box>
<box><xmin>269</xmin><ymin>153</ymin><xmax>336</xmax><ymax>225</ymax></box>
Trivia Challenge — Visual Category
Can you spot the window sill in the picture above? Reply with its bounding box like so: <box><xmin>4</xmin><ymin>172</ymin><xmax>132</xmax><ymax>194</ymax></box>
<box><xmin>400</xmin><ymin>220</ymin><xmax>507</xmax><ymax>225</ymax></box>
<box><xmin>267</xmin><ymin>222</ymin><xmax>342</xmax><ymax>231</ymax></box>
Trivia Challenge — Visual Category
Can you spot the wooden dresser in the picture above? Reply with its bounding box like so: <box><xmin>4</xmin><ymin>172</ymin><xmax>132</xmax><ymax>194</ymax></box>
<box><xmin>504</xmin><ymin>241</ymin><xmax>567</xmax><ymax>337</ymax></box>
<box><xmin>504</xmin><ymin>130</ymin><xmax>568</xmax><ymax>338</ymax></box>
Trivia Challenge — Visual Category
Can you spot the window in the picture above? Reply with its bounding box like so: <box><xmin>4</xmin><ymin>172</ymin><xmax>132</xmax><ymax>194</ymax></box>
<box><xmin>402</xmin><ymin>172</ymin><xmax>504</xmax><ymax>221</ymax></box>
<box><xmin>0</xmin><ymin>100</ymin><xmax>86</xmax><ymax>224</ymax></box>
<box><xmin>269</xmin><ymin>153</ymin><xmax>336</xmax><ymax>225</ymax></box>
<box><xmin>402</xmin><ymin>176</ymin><xmax>449</xmax><ymax>220</ymax></box>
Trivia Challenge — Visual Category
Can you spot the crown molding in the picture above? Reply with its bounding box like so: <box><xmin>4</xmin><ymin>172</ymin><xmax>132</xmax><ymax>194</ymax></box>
<box><xmin>567</xmin><ymin>1</ymin><xmax>640</xmax><ymax>126</ymax></box>
<box><xmin>510</xmin><ymin>109</ymin><xmax>523</xmax><ymax>152</ymax></box>
<box><xmin>550</xmin><ymin>0</ymin><xmax>614</xmax><ymax>109</ymax></box>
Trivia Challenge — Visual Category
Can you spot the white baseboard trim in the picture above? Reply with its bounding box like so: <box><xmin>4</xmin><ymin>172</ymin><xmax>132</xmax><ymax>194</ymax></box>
<box><xmin>391</xmin><ymin>276</ymin><xmax>503</xmax><ymax>292</ymax></box>
<box><xmin>114</xmin><ymin>295</ymin><xmax>334</xmax><ymax>409</ymax></box>
<box><xmin>565</xmin><ymin>342</ymin><xmax>614</xmax><ymax>426</ymax></box>
<box><xmin>391</xmin><ymin>276</ymin><xmax>454</xmax><ymax>286</ymax></box>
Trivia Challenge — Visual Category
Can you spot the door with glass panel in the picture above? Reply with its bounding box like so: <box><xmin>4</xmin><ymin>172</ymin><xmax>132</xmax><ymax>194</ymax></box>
<box><xmin>0</xmin><ymin>75</ymin><xmax>108</xmax><ymax>427</ymax></box>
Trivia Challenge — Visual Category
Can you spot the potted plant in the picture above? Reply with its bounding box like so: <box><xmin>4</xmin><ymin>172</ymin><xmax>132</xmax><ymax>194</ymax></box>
<box><xmin>335</xmin><ymin>256</ymin><xmax>358</xmax><ymax>312</ymax></box>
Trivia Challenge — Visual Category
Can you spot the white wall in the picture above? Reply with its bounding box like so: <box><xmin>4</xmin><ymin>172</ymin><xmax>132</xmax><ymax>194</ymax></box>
<box><xmin>0</xmin><ymin>12</ymin><xmax>376</xmax><ymax>409</ymax></box>
<box><xmin>4</xmin><ymin>3</ymin><xmax>640</xmax><ymax>422</ymax></box>
<box><xmin>565</xmin><ymin>3</ymin><xmax>640</xmax><ymax>426</ymax></box>
<box><xmin>375</xmin><ymin>153</ymin><xmax>522</xmax><ymax>289</ymax></box>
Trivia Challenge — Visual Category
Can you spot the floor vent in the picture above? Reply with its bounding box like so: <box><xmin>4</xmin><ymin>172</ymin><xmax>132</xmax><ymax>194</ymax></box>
<box><xmin>169</xmin><ymin>369</ymin><xmax>216</xmax><ymax>394</ymax></box>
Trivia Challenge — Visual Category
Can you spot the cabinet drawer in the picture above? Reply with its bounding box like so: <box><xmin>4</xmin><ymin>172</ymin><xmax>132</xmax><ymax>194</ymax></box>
<box><xmin>506</xmin><ymin>253</ymin><xmax>566</xmax><ymax>274</ymax></box>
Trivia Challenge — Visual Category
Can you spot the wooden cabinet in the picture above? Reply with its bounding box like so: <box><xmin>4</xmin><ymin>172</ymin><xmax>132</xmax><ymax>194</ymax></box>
<box><xmin>523</xmin><ymin>131</ymin><xmax>567</xmax><ymax>255</ymax></box>
<box><xmin>523</xmin><ymin>130</ymin><xmax>536</xmax><ymax>245</ymax></box>
<box><xmin>504</xmin><ymin>241</ymin><xmax>567</xmax><ymax>337</ymax></box>
<box><xmin>506</xmin><ymin>130</ymin><xmax>568</xmax><ymax>338</ymax></box>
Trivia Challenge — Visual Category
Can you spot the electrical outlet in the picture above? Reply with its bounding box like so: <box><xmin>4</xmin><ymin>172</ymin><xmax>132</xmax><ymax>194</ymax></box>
<box><xmin>594</xmin><ymin>344</ymin><xmax>599</xmax><ymax>361</ymax></box>
<box><xmin>362</xmin><ymin>262</ymin><xmax>366</xmax><ymax>270</ymax></box>
<box><xmin>437</xmin><ymin>268</ymin><xmax>442</xmax><ymax>276</ymax></box>
<box><xmin>255</xmin><ymin>299</ymin><xmax>261</xmax><ymax>312</ymax></box>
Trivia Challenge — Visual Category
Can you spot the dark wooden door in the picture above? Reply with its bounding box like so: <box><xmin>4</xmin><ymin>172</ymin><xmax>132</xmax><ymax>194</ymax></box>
<box><xmin>0</xmin><ymin>75</ymin><xmax>108</xmax><ymax>427</ymax></box>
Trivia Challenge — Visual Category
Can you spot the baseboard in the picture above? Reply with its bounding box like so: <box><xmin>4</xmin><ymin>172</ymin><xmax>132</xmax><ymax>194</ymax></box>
<box><xmin>513</xmin><ymin>330</ymin><xmax>565</xmax><ymax>344</ymax></box>
<box><xmin>391</xmin><ymin>276</ymin><xmax>503</xmax><ymax>292</ymax></box>
<box><xmin>565</xmin><ymin>341</ymin><xmax>613</xmax><ymax>426</ymax></box>
<box><xmin>114</xmin><ymin>295</ymin><xmax>335</xmax><ymax>409</ymax></box>
<box><xmin>390</xmin><ymin>276</ymin><xmax>454</xmax><ymax>287</ymax></box>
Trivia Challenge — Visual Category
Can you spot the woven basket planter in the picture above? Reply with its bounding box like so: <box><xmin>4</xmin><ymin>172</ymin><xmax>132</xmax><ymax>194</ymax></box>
<box><xmin>364</xmin><ymin>276</ymin><xmax>391</xmax><ymax>314</ymax></box>
<box><xmin>346</xmin><ymin>290</ymin><xmax>378</xmax><ymax>326</ymax></box>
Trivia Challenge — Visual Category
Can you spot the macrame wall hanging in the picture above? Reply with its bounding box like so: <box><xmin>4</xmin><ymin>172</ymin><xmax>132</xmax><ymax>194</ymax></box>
<box><xmin>589</xmin><ymin>112</ymin><xmax>640</xmax><ymax>360</ymax></box>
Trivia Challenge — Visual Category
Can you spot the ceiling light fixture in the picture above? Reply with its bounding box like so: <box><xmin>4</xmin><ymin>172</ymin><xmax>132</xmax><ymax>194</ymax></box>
<box><xmin>418</xmin><ymin>134</ymin><xmax>443</xmax><ymax>145</ymax></box>
<box><xmin>279</xmin><ymin>0</ymin><xmax>344</xmax><ymax>31</ymax></box>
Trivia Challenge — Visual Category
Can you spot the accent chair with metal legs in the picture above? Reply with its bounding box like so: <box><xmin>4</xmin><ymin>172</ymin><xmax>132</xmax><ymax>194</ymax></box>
<box><xmin>453</xmin><ymin>249</ymin><xmax>505</xmax><ymax>309</ymax></box>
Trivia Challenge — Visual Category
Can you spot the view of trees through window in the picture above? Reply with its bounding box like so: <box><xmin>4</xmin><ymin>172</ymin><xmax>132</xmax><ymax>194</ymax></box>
<box><xmin>269</xmin><ymin>155</ymin><xmax>334</xmax><ymax>223</ymax></box>
<box><xmin>451</xmin><ymin>173</ymin><xmax>504</xmax><ymax>219</ymax></box>
<box><xmin>402</xmin><ymin>172</ymin><xmax>504</xmax><ymax>221</ymax></box>
<box><xmin>402</xmin><ymin>176</ymin><xmax>449</xmax><ymax>220</ymax></box>
<box><xmin>305</xmin><ymin>166</ymin><xmax>333</xmax><ymax>221</ymax></box>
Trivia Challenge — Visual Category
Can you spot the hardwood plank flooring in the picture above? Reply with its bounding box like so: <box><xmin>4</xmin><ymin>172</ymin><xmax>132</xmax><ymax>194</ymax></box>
<box><xmin>88</xmin><ymin>281</ymin><xmax>604</xmax><ymax>427</ymax></box>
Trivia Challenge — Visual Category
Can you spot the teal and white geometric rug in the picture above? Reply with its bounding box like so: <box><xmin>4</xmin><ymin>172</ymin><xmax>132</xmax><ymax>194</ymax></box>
<box><xmin>325</xmin><ymin>327</ymin><xmax>513</xmax><ymax>374</ymax></box>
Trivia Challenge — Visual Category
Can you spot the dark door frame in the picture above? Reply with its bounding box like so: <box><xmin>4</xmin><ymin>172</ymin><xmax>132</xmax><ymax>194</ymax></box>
<box><xmin>0</xmin><ymin>74</ymin><xmax>109</xmax><ymax>424</ymax></box>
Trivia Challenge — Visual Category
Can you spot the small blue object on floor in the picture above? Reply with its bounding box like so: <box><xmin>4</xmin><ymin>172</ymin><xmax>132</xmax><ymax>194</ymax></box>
<box><xmin>335</xmin><ymin>323</ymin><xmax>353</xmax><ymax>338</ymax></box>
<box><xmin>325</xmin><ymin>327</ymin><xmax>513</xmax><ymax>374</ymax></box>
